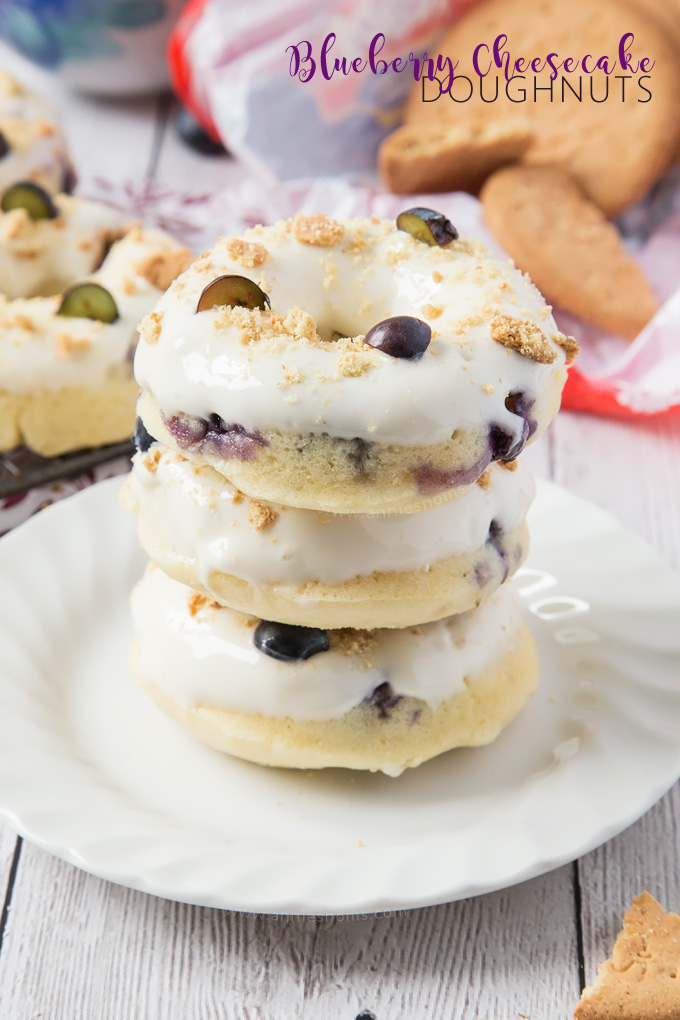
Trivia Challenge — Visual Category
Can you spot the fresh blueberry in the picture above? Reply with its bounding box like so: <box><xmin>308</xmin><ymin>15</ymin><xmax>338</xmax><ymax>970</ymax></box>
<box><xmin>175</xmin><ymin>107</ymin><xmax>227</xmax><ymax>156</ymax></box>
<box><xmin>488</xmin><ymin>420</ymin><xmax>530</xmax><ymax>463</ymax></box>
<box><xmin>396</xmin><ymin>207</ymin><xmax>458</xmax><ymax>247</ymax></box>
<box><xmin>0</xmin><ymin>181</ymin><xmax>58</xmax><ymax>220</ymax></box>
<box><xmin>364</xmin><ymin>315</ymin><xmax>431</xmax><ymax>361</ymax></box>
<box><xmin>505</xmin><ymin>390</ymin><xmax>537</xmax><ymax>438</ymax></box>
<box><xmin>197</xmin><ymin>275</ymin><xmax>270</xmax><ymax>313</ymax></box>
<box><xmin>0</xmin><ymin>131</ymin><xmax>9</xmax><ymax>161</ymax></box>
<box><xmin>57</xmin><ymin>282</ymin><xmax>119</xmax><ymax>323</ymax></box>
<box><xmin>133</xmin><ymin>418</ymin><xmax>156</xmax><ymax>453</ymax></box>
<box><xmin>254</xmin><ymin>621</ymin><xmax>329</xmax><ymax>662</ymax></box>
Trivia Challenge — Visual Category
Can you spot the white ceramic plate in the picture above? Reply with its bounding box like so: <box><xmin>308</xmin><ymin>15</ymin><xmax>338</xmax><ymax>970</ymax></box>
<box><xmin>0</xmin><ymin>477</ymin><xmax>679</xmax><ymax>915</ymax></box>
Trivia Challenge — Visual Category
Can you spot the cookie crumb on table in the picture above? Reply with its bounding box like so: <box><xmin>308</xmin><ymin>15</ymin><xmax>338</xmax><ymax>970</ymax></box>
<box><xmin>491</xmin><ymin>314</ymin><xmax>557</xmax><ymax>364</ymax></box>
<box><xmin>574</xmin><ymin>892</ymin><xmax>680</xmax><ymax>1020</ymax></box>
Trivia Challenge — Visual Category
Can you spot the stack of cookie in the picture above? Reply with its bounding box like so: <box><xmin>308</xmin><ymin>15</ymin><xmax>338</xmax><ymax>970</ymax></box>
<box><xmin>379</xmin><ymin>0</ymin><xmax>672</xmax><ymax>339</ymax></box>
<box><xmin>123</xmin><ymin>208</ymin><xmax>576</xmax><ymax>775</ymax></box>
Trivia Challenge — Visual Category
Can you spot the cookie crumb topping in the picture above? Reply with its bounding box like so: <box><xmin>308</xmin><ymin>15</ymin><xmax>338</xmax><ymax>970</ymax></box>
<box><xmin>139</xmin><ymin>309</ymin><xmax>163</xmax><ymax>344</ymax></box>
<box><xmin>55</xmin><ymin>332</ymin><xmax>92</xmax><ymax>358</ymax></box>
<box><xmin>421</xmin><ymin>304</ymin><xmax>443</xmax><ymax>320</ymax></box>
<box><xmin>224</xmin><ymin>237</ymin><xmax>268</xmax><ymax>268</ymax></box>
<box><xmin>247</xmin><ymin>500</ymin><xmax>278</xmax><ymax>531</ymax></box>
<box><xmin>135</xmin><ymin>247</ymin><xmax>192</xmax><ymax>292</ymax></box>
<box><xmin>553</xmin><ymin>331</ymin><xmax>580</xmax><ymax>363</ymax></box>
<box><xmin>143</xmin><ymin>447</ymin><xmax>162</xmax><ymax>473</ymax></box>
<box><xmin>500</xmin><ymin>459</ymin><xmax>519</xmax><ymax>472</ymax></box>
<box><xmin>293</xmin><ymin>213</ymin><xmax>345</xmax><ymax>247</ymax></box>
<box><xmin>491</xmin><ymin>314</ymin><xmax>557</xmax><ymax>364</ymax></box>
<box><xmin>476</xmin><ymin>468</ymin><xmax>492</xmax><ymax>490</ymax></box>
<box><xmin>329</xmin><ymin>629</ymin><xmax>378</xmax><ymax>666</ymax></box>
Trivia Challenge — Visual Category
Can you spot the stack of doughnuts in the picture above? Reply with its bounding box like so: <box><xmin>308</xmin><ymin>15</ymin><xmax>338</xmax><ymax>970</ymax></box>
<box><xmin>123</xmin><ymin>208</ymin><xmax>576</xmax><ymax>775</ymax></box>
<box><xmin>0</xmin><ymin>73</ymin><xmax>192</xmax><ymax>457</ymax></box>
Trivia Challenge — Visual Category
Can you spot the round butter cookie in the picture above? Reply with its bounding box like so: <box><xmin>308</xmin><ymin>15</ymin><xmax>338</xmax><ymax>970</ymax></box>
<box><xmin>0</xmin><ymin>72</ymin><xmax>73</xmax><ymax>196</ymax></box>
<box><xmin>130</xmin><ymin>566</ymin><xmax>539</xmax><ymax>775</ymax></box>
<box><xmin>0</xmin><ymin>197</ymin><xmax>191</xmax><ymax>456</ymax></box>
<box><xmin>394</xmin><ymin>0</ymin><xmax>680</xmax><ymax>216</ymax></box>
<box><xmin>122</xmin><ymin>442</ymin><xmax>533</xmax><ymax>628</ymax></box>
<box><xmin>135</xmin><ymin>212</ymin><xmax>573</xmax><ymax>513</ymax></box>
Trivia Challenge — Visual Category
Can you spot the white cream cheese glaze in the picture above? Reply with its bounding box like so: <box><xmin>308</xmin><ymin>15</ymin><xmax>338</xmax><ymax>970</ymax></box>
<box><xmin>0</xmin><ymin>72</ymin><xmax>71</xmax><ymax>196</ymax></box>
<box><xmin>0</xmin><ymin>194</ymin><xmax>125</xmax><ymax>301</ymax></box>
<box><xmin>0</xmin><ymin>226</ymin><xmax>190</xmax><ymax>393</ymax></box>
<box><xmin>131</xmin><ymin>566</ymin><xmax>523</xmax><ymax>721</ymax></box>
<box><xmin>134</xmin><ymin>216</ymin><xmax>569</xmax><ymax>447</ymax></box>
<box><xmin>125</xmin><ymin>447</ymin><xmax>535</xmax><ymax>586</ymax></box>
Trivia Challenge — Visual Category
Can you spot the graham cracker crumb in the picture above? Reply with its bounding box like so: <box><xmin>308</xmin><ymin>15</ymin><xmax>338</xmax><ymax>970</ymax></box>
<box><xmin>476</xmin><ymin>468</ymin><xmax>492</xmax><ymax>490</ymax></box>
<box><xmin>139</xmin><ymin>309</ymin><xmax>163</xmax><ymax>344</ymax></box>
<box><xmin>491</xmin><ymin>315</ymin><xmax>556</xmax><ymax>364</ymax></box>
<box><xmin>336</xmin><ymin>338</ymin><xmax>377</xmax><ymax>378</ymax></box>
<box><xmin>135</xmin><ymin>246</ymin><xmax>192</xmax><ymax>292</ymax></box>
<box><xmin>554</xmin><ymin>331</ymin><xmax>580</xmax><ymax>363</ymax></box>
<box><xmin>276</xmin><ymin>366</ymin><xmax>306</xmax><ymax>389</ymax></box>
<box><xmin>55</xmin><ymin>332</ymin><xmax>91</xmax><ymax>357</ymax></box>
<box><xmin>432</xmin><ymin>271</ymin><xmax>443</xmax><ymax>283</ymax></box>
<box><xmin>143</xmin><ymin>447</ymin><xmax>161</xmax><ymax>473</ymax></box>
<box><xmin>247</xmin><ymin>500</ymin><xmax>278</xmax><ymax>531</ymax></box>
<box><xmin>293</xmin><ymin>213</ymin><xmax>345</xmax><ymax>247</ymax></box>
<box><xmin>329</xmin><ymin>629</ymin><xmax>378</xmax><ymax>667</ymax></box>
<box><xmin>500</xmin><ymin>459</ymin><xmax>519</xmax><ymax>472</ymax></box>
<box><xmin>482</xmin><ymin>383</ymin><xmax>496</xmax><ymax>394</ymax></box>
<box><xmin>225</xmin><ymin>237</ymin><xmax>268</xmax><ymax>268</ymax></box>
<box><xmin>187</xmin><ymin>592</ymin><xmax>209</xmax><ymax>617</ymax></box>
<box><xmin>16</xmin><ymin>248</ymin><xmax>43</xmax><ymax>261</ymax></box>
<box><xmin>421</xmin><ymin>304</ymin><xmax>443</xmax><ymax>320</ymax></box>
<box><xmin>231</xmin><ymin>490</ymin><xmax>245</xmax><ymax>505</ymax></box>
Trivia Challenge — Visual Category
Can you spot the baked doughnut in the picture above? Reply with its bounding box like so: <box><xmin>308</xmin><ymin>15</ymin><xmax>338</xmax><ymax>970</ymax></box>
<box><xmin>0</xmin><ymin>208</ymin><xmax>191</xmax><ymax>456</ymax></box>
<box><xmin>130</xmin><ymin>565</ymin><xmax>539</xmax><ymax>775</ymax></box>
<box><xmin>135</xmin><ymin>212</ymin><xmax>573</xmax><ymax>513</ymax></box>
<box><xmin>122</xmin><ymin>443</ymin><xmax>533</xmax><ymax>628</ymax></box>
<box><xmin>0</xmin><ymin>72</ymin><xmax>73</xmax><ymax>196</ymax></box>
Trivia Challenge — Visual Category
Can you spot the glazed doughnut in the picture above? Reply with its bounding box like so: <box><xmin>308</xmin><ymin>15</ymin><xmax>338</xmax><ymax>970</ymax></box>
<box><xmin>0</xmin><ymin>192</ymin><xmax>125</xmax><ymax>300</ymax></box>
<box><xmin>134</xmin><ymin>212</ymin><xmax>576</xmax><ymax>514</ymax></box>
<box><xmin>0</xmin><ymin>73</ymin><xmax>73</xmax><ymax>196</ymax></box>
<box><xmin>122</xmin><ymin>444</ymin><xmax>533</xmax><ymax>628</ymax></box>
<box><xmin>130</xmin><ymin>566</ymin><xmax>539</xmax><ymax>775</ymax></box>
<box><xmin>0</xmin><ymin>211</ymin><xmax>191</xmax><ymax>456</ymax></box>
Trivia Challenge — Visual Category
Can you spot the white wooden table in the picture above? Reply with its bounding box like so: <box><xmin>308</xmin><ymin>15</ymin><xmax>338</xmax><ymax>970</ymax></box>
<box><xmin>1</xmin><ymin>43</ymin><xmax>680</xmax><ymax>1020</ymax></box>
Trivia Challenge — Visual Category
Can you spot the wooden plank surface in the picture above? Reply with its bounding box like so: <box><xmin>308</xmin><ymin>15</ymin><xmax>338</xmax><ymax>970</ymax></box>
<box><xmin>0</xmin><ymin>39</ymin><xmax>679</xmax><ymax>1020</ymax></box>
<box><xmin>0</xmin><ymin>843</ymin><xmax>580</xmax><ymax>1020</ymax></box>
<box><xmin>552</xmin><ymin>411</ymin><xmax>680</xmax><ymax>991</ymax></box>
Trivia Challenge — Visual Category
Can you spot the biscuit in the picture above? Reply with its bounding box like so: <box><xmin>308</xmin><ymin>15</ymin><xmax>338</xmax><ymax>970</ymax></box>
<box><xmin>575</xmin><ymin>892</ymin><xmax>680</xmax><ymax>1020</ymax></box>
<box><xmin>481</xmin><ymin>165</ymin><xmax>659</xmax><ymax>339</ymax></box>
<box><xmin>397</xmin><ymin>0</ymin><xmax>680</xmax><ymax>216</ymax></box>
<box><xmin>378</xmin><ymin>119</ymin><xmax>533</xmax><ymax>195</ymax></box>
